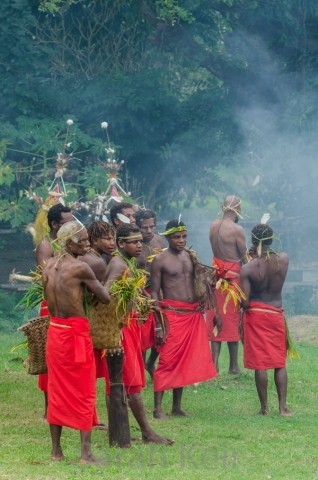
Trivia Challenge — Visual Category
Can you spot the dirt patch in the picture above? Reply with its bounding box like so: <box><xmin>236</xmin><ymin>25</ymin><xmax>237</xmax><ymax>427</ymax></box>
<box><xmin>287</xmin><ymin>315</ymin><xmax>318</xmax><ymax>344</ymax></box>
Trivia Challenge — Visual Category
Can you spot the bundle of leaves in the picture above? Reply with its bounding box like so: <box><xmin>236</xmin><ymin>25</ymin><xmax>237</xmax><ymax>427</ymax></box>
<box><xmin>215</xmin><ymin>277</ymin><xmax>246</xmax><ymax>314</ymax></box>
<box><xmin>16</xmin><ymin>268</ymin><xmax>44</xmax><ymax>313</ymax></box>
<box><xmin>109</xmin><ymin>254</ymin><xmax>154</xmax><ymax>323</ymax></box>
<box><xmin>284</xmin><ymin>317</ymin><xmax>300</xmax><ymax>360</ymax></box>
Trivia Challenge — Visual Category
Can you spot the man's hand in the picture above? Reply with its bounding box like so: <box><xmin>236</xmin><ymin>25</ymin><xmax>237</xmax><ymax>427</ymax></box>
<box><xmin>155</xmin><ymin>327</ymin><xmax>165</xmax><ymax>346</ymax></box>
<box><xmin>213</xmin><ymin>312</ymin><xmax>222</xmax><ymax>333</ymax></box>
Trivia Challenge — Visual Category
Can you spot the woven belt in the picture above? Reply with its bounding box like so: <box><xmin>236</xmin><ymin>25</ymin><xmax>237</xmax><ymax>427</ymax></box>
<box><xmin>161</xmin><ymin>305</ymin><xmax>202</xmax><ymax>313</ymax></box>
<box><xmin>246</xmin><ymin>307</ymin><xmax>281</xmax><ymax>315</ymax></box>
<box><xmin>50</xmin><ymin>321</ymin><xmax>72</xmax><ymax>328</ymax></box>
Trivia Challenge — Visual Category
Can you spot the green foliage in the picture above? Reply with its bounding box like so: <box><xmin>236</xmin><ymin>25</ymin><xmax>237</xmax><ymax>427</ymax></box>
<box><xmin>1</xmin><ymin>0</ymin><xmax>318</xmax><ymax>230</ymax></box>
<box><xmin>0</xmin><ymin>291</ymin><xmax>26</xmax><ymax>332</ymax></box>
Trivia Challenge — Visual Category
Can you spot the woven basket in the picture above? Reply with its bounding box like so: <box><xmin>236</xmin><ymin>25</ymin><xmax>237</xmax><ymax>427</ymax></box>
<box><xmin>18</xmin><ymin>316</ymin><xmax>50</xmax><ymax>375</ymax></box>
<box><xmin>90</xmin><ymin>296</ymin><xmax>124</xmax><ymax>355</ymax></box>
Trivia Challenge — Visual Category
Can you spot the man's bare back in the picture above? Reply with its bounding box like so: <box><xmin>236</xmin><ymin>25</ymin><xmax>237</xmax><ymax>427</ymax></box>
<box><xmin>241</xmin><ymin>252</ymin><xmax>288</xmax><ymax>308</ymax></box>
<box><xmin>43</xmin><ymin>255</ymin><xmax>109</xmax><ymax>317</ymax></box>
<box><xmin>209</xmin><ymin>219</ymin><xmax>247</xmax><ymax>262</ymax></box>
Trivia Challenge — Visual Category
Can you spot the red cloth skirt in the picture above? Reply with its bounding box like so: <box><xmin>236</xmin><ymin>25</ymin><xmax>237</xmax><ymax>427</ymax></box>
<box><xmin>208</xmin><ymin>257</ymin><xmax>241</xmax><ymax>342</ymax></box>
<box><xmin>46</xmin><ymin>316</ymin><xmax>97</xmax><ymax>431</ymax></box>
<box><xmin>38</xmin><ymin>300</ymin><xmax>49</xmax><ymax>392</ymax></box>
<box><xmin>105</xmin><ymin>314</ymin><xmax>145</xmax><ymax>395</ymax></box>
<box><xmin>140</xmin><ymin>312</ymin><xmax>155</xmax><ymax>351</ymax></box>
<box><xmin>154</xmin><ymin>299</ymin><xmax>217</xmax><ymax>392</ymax></box>
<box><xmin>243</xmin><ymin>302</ymin><xmax>287</xmax><ymax>370</ymax></box>
<box><xmin>94</xmin><ymin>349</ymin><xmax>107</xmax><ymax>379</ymax></box>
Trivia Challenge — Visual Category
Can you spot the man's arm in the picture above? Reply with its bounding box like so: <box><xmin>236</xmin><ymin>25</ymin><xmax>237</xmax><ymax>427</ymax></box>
<box><xmin>240</xmin><ymin>264</ymin><xmax>251</xmax><ymax>309</ymax></box>
<box><xmin>80</xmin><ymin>263</ymin><xmax>110</xmax><ymax>304</ymax></box>
<box><xmin>104</xmin><ymin>257</ymin><xmax>126</xmax><ymax>289</ymax></box>
<box><xmin>236</xmin><ymin>226</ymin><xmax>248</xmax><ymax>264</ymax></box>
<box><xmin>150</xmin><ymin>256</ymin><xmax>166</xmax><ymax>345</ymax></box>
<box><xmin>36</xmin><ymin>240</ymin><xmax>53</xmax><ymax>267</ymax></box>
<box><xmin>150</xmin><ymin>256</ymin><xmax>162</xmax><ymax>303</ymax></box>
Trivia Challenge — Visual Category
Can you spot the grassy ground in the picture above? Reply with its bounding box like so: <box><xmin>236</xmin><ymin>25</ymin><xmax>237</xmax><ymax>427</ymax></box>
<box><xmin>1</xmin><ymin>316</ymin><xmax>318</xmax><ymax>480</ymax></box>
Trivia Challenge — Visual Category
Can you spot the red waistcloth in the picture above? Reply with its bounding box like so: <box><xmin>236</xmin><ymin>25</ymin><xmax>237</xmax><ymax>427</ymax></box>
<box><xmin>140</xmin><ymin>312</ymin><xmax>155</xmax><ymax>351</ymax></box>
<box><xmin>38</xmin><ymin>300</ymin><xmax>49</xmax><ymax>392</ymax></box>
<box><xmin>46</xmin><ymin>316</ymin><xmax>97</xmax><ymax>431</ymax></box>
<box><xmin>153</xmin><ymin>299</ymin><xmax>217</xmax><ymax>392</ymax></box>
<box><xmin>104</xmin><ymin>314</ymin><xmax>145</xmax><ymax>395</ymax></box>
<box><xmin>94</xmin><ymin>349</ymin><xmax>107</xmax><ymax>379</ymax></box>
<box><xmin>207</xmin><ymin>257</ymin><xmax>241</xmax><ymax>342</ymax></box>
<box><xmin>243</xmin><ymin>301</ymin><xmax>286</xmax><ymax>370</ymax></box>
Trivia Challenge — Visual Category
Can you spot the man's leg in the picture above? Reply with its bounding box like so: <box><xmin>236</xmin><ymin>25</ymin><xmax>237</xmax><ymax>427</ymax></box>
<box><xmin>129</xmin><ymin>392</ymin><xmax>174</xmax><ymax>444</ymax></box>
<box><xmin>274</xmin><ymin>367</ymin><xmax>293</xmax><ymax>416</ymax></box>
<box><xmin>172</xmin><ymin>388</ymin><xmax>188</xmax><ymax>416</ymax></box>
<box><xmin>49</xmin><ymin>424</ymin><xmax>63</xmax><ymax>461</ymax></box>
<box><xmin>211</xmin><ymin>341</ymin><xmax>221</xmax><ymax>373</ymax></box>
<box><xmin>44</xmin><ymin>392</ymin><xmax>48</xmax><ymax>419</ymax></box>
<box><xmin>154</xmin><ymin>391</ymin><xmax>168</xmax><ymax>419</ymax></box>
<box><xmin>80</xmin><ymin>430</ymin><xmax>102</xmax><ymax>463</ymax></box>
<box><xmin>254</xmin><ymin>370</ymin><xmax>269</xmax><ymax>415</ymax></box>
<box><xmin>145</xmin><ymin>347</ymin><xmax>159</xmax><ymax>379</ymax></box>
<box><xmin>228</xmin><ymin>342</ymin><xmax>241</xmax><ymax>374</ymax></box>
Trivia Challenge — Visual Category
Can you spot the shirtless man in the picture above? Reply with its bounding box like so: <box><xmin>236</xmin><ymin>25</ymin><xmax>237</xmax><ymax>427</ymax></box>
<box><xmin>135</xmin><ymin>209</ymin><xmax>166</xmax><ymax>375</ymax></box>
<box><xmin>104</xmin><ymin>223</ymin><xmax>174</xmax><ymax>444</ymax></box>
<box><xmin>151</xmin><ymin>220</ymin><xmax>217</xmax><ymax>419</ymax></box>
<box><xmin>42</xmin><ymin>221</ymin><xmax>110</xmax><ymax>463</ymax></box>
<box><xmin>36</xmin><ymin>203</ymin><xmax>73</xmax><ymax>266</ymax></box>
<box><xmin>80</xmin><ymin>220</ymin><xmax>116</xmax><ymax>429</ymax></box>
<box><xmin>240</xmin><ymin>224</ymin><xmax>292</xmax><ymax>416</ymax></box>
<box><xmin>109</xmin><ymin>201</ymin><xmax>136</xmax><ymax>228</ymax></box>
<box><xmin>209</xmin><ymin>195</ymin><xmax>248</xmax><ymax>374</ymax></box>
<box><xmin>35</xmin><ymin>203</ymin><xmax>73</xmax><ymax>416</ymax></box>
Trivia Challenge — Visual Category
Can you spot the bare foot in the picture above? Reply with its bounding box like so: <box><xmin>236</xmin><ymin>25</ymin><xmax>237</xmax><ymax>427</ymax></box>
<box><xmin>229</xmin><ymin>368</ymin><xmax>242</xmax><ymax>375</ymax></box>
<box><xmin>258</xmin><ymin>408</ymin><xmax>269</xmax><ymax>415</ymax></box>
<box><xmin>280</xmin><ymin>407</ymin><xmax>293</xmax><ymax>417</ymax></box>
<box><xmin>80</xmin><ymin>454</ymin><xmax>106</xmax><ymax>465</ymax></box>
<box><xmin>142</xmin><ymin>431</ymin><xmax>175</xmax><ymax>445</ymax></box>
<box><xmin>153</xmin><ymin>409</ymin><xmax>169</xmax><ymax>420</ymax></box>
<box><xmin>171</xmin><ymin>408</ymin><xmax>189</xmax><ymax>417</ymax></box>
<box><xmin>93</xmin><ymin>423</ymin><xmax>108</xmax><ymax>431</ymax></box>
<box><xmin>51</xmin><ymin>450</ymin><xmax>64</xmax><ymax>462</ymax></box>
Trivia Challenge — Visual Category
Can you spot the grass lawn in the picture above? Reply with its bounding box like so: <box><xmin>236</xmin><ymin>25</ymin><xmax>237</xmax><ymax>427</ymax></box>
<box><xmin>1</xmin><ymin>315</ymin><xmax>318</xmax><ymax>480</ymax></box>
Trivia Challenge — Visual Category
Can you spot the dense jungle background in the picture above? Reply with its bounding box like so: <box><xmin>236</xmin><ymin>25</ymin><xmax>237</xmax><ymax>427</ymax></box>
<box><xmin>1</xmin><ymin>0</ymin><xmax>318</xmax><ymax>323</ymax></box>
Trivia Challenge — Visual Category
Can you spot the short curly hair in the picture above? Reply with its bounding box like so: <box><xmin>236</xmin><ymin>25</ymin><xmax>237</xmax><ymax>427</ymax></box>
<box><xmin>251</xmin><ymin>224</ymin><xmax>274</xmax><ymax>246</ymax></box>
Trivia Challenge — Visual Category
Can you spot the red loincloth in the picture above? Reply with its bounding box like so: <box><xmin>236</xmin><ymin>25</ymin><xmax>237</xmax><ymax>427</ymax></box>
<box><xmin>38</xmin><ymin>300</ymin><xmax>49</xmax><ymax>392</ymax></box>
<box><xmin>46</xmin><ymin>316</ymin><xmax>97</xmax><ymax>431</ymax></box>
<box><xmin>153</xmin><ymin>299</ymin><xmax>217</xmax><ymax>392</ymax></box>
<box><xmin>206</xmin><ymin>257</ymin><xmax>241</xmax><ymax>342</ymax></box>
<box><xmin>94</xmin><ymin>349</ymin><xmax>107</xmax><ymax>379</ymax></box>
<box><xmin>243</xmin><ymin>301</ymin><xmax>287</xmax><ymax>370</ymax></box>
<box><xmin>105</xmin><ymin>313</ymin><xmax>145</xmax><ymax>395</ymax></box>
<box><xmin>140</xmin><ymin>312</ymin><xmax>155</xmax><ymax>351</ymax></box>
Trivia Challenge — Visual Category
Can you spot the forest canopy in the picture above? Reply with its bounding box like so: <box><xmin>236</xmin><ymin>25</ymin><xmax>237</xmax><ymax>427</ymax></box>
<box><xmin>1</xmin><ymin>0</ymin><xmax>318</xmax><ymax>228</ymax></box>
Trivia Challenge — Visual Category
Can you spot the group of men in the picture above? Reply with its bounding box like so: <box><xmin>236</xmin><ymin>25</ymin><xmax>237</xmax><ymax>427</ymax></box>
<box><xmin>35</xmin><ymin>194</ymin><xmax>292</xmax><ymax>463</ymax></box>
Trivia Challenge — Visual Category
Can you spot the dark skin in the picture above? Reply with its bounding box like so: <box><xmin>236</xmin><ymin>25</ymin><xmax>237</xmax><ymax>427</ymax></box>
<box><xmin>35</xmin><ymin>210</ymin><xmax>73</xmax><ymax>418</ymax></box>
<box><xmin>240</xmin><ymin>246</ymin><xmax>292</xmax><ymax>417</ymax></box>
<box><xmin>36</xmin><ymin>211</ymin><xmax>73</xmax><ymax>266</ymax></box>
<box><xmin>150</xmin><ymin>231</ymin><xmax>197</xmax><ymax>419</ymax></box>
<box><xmin>209</xmin><ymin>196</ymin><xmax>248</xmax><ymax>374</ymax></box>
<box><xmin>80</xmin><ymin>231</ymin><xmax>116</xmax><ymax>428</ymax></box>
<box><xmin>104</xmin><ymin>235</ymin><xmax>174</xmax><ymax>445</ymax></box>
<box><xmin>136</xmin><ymin>217</ymin><xmax>166</xmax><ymax>377</ymax></box>
<box><xmin>42</xmin><ymin>229</ymin><xmax>110</xmax><ymax>463</ymax></box>
<box><xmin>80</xmin><ymin>233</ymin><xmax>116</xmax><ymax>282</ymax></box>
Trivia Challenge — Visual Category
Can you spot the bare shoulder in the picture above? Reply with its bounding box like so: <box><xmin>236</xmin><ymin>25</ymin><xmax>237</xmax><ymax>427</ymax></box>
<box><xmin>151</xmin><ymin>234</ymin><xmax>165</xmax><ymax>249</ymax></box>
<box><xmin>277</xmin><ymin>251</ymin><xmax>289</xmax><ymax>266</ymax></box>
